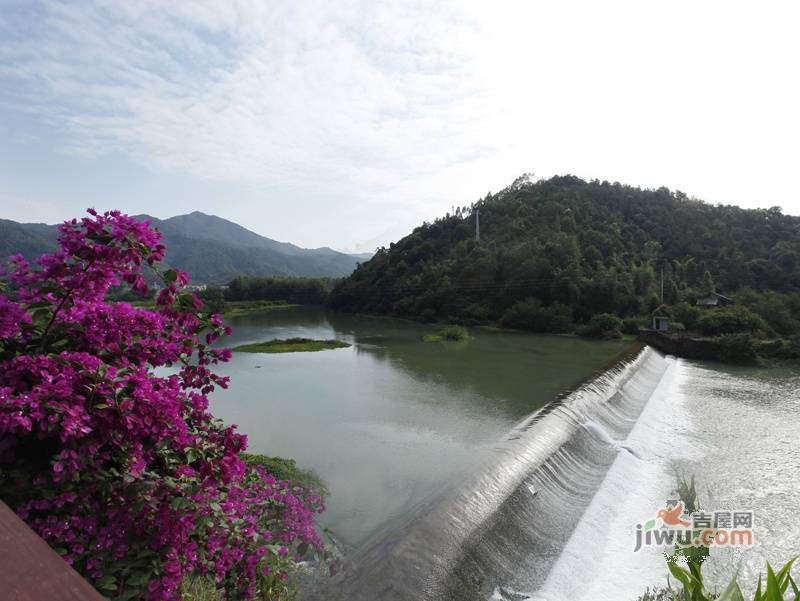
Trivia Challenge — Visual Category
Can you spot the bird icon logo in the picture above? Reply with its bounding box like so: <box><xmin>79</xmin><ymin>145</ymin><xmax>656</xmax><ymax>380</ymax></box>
<box><xmin>657</xmin><ymin>501</ymin><xmax>691</xmax><ymax>527</ymax></box>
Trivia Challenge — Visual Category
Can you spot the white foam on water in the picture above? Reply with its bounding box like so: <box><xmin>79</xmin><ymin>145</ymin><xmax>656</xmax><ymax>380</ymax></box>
<box><xmin>581</xmin><ymin>419</ymin><xmax>621</xmax><ymax>447</ymax></box>
<box><xmin>525</xmin><ymin>357</ymin><xmax>698</xmax><ymax>601</ymax></box>
<box><xmin>676</xmin><ymin>362</ymin><xmax>800</xmax><ymax>595</ymax></box>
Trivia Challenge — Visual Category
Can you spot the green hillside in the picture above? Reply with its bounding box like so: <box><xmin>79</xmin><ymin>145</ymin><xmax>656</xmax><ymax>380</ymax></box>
<box><xmin>329</xmin><ymin>175</ymin><xmax>800</xmax><ymax>337</ymax></box>
<box><xmin>0</xmin><ymin>212</ymin><xmax>361</xmax><ymax>283</ymax></box>
<box><xmin>0</xmin><ymin>219</ymin><xmax>60</xmax><ymax>259</ymax></box>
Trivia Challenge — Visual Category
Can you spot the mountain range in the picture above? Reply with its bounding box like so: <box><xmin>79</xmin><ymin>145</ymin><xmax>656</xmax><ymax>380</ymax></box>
<box><xmin>0</xmin><ymin>211</ymin><xmax>366</xmax><ymax>283</ymax></box>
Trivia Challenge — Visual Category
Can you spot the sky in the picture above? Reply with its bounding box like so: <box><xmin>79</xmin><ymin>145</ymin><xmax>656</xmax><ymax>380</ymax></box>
<box><xmin>1</xmin><ymin>1</ymin><xmax>798</xmax><ymax>252</ymax></box>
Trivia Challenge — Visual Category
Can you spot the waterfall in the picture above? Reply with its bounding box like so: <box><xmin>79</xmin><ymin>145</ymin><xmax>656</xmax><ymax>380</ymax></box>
<box><xmin>313</xmin><ymin>347</ymin><xmax>676</xmax><ymax>601</ymax></box>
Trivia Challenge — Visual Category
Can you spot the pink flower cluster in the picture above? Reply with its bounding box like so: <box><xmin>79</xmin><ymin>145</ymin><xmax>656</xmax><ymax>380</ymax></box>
<box><xmin>0</xmin><ymin>210</ymin><xmax>324</xmax><ymax>600</ymax></box>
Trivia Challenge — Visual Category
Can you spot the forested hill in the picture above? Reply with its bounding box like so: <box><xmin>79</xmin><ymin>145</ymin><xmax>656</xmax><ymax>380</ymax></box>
<box><xmin>0</xmin><ymin>212</ymin><xmax>363</xmax><ymax>283</ymax></box>
<box><xmin>329</xmin><ymin>175</ymin><xmax>800</xmax><ymax>331</ymax></box>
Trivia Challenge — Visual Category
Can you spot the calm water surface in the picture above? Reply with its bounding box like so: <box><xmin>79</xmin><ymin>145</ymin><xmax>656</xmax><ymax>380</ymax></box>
<box><xmin>209</xmin><ymin>306</ymin><xmax>634</xmax><ymax>548</ymax></box>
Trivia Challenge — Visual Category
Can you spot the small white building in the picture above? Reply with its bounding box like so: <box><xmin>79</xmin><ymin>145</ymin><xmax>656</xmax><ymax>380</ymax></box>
<box><xmin>651</xmin><ymin>305</ymin><xmax>670</xmax><ymax>331</ymax></box>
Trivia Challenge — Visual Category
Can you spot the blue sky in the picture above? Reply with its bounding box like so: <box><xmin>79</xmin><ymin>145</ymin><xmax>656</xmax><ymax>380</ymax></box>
<box><xmin>1</xmin><ymin>1</ymin><xmax>798</xmax><ymax>251</ymax></box>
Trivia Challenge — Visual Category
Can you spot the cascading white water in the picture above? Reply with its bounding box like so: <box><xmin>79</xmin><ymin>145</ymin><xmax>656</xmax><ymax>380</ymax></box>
<box><xmin>313</xmin><ymin>347</ymin><xmax>679</xmax><ymax>601</ymax></box>
<box><xmin>519</xmin><ymin>353</ymin><xmax>689</xmax><ymax>601</ymax></box>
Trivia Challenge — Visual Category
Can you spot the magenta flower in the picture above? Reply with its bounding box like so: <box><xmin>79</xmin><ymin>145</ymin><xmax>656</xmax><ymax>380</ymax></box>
<box><xmin>0</xmin><ymin>210</ymin><xmax>325</xmax><ymax>601</ymax></box>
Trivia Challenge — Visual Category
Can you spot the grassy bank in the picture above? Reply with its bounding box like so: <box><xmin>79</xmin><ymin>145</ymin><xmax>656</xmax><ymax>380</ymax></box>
<box><xmin>241</xmin><ymin>453</ymin><xmax>328</xmax><ymax>496</ymax></box>
<box><xmin>422</xmin><ymin>325</ymin><xmax>471</xmax><ymax>342</ymax></box>
<box><xmin>221</xmin><ymin>300</ymin><xmax>298</xmax><ymax>317</ymax></box>
<box><xmin>233</xmin><ymin>337</ymin><xmax>351</xmax><ymax>353</ymax></box>
<box><xmin>126</xmin><ymin>299</ymin><xmax>299</xmax><ymax>316</ymax></box>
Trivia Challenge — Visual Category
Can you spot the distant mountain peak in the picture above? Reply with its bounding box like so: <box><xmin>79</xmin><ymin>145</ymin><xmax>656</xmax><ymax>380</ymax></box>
<box><xmin>1</xmin><ymin>211</ymin><xmax>360</xmax><ymax>283</ymax></box>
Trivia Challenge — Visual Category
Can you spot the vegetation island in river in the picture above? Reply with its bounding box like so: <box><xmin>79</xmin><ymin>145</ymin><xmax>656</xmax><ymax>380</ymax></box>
<box><xmin>234</xmin><ymin>337</ymin><xmax>352</xmax><ymax>353</ymax></box>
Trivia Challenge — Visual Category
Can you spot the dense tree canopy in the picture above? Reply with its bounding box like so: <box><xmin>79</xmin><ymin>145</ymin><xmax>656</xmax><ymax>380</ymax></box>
<box><xmin>329</xmin><ymin>175</ymin><xmax>800</xmax><ymax>335</ymax></box>
<box><xmin>225</xmin><ymin>276</ymin><xmax>330</xmax><ymax>305</ymax></box>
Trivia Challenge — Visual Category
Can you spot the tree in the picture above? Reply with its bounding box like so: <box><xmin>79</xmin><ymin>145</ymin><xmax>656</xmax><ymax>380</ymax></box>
<box><xmin>500</xmin><ymin>298</ymin><xmax>573</xmax><ymax>333</ymax></box>
<box><xmin>0</xmin><ymin>211</ymin><xmax>324</xmax><ymax>601</ymax></box>
<box><xmin>697</xmin><ymin>306</ymin><xmax>767</xmax><ymax>336</ymax></box>
<box><xmin>328</xmin><ymin>175</ymin><xmax>800</xmax><ymax>333</ymax></box>
<box><xmin>583</xmin><ymin>313</ymin><xmax>623</xmax><ymax>338</ymax></box>
<box><xmin>700</xmin><ymin>271</ymin><xmax>715</xmax><ymax>296</ymax></box>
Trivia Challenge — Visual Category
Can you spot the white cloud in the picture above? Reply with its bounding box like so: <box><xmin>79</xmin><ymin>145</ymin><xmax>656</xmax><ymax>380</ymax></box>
<box><xmin>1</xmin><ymin>0</ymin><xmax>799</xmax><ymax>248</ymax></box>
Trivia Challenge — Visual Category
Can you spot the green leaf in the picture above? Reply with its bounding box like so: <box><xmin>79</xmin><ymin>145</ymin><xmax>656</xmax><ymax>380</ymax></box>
<box><xmin>667</xmin><ymin>561</ymin><xmax>692</xmax><ymax>589</ymax></box>
<box><xmin>26</xmin><ymin>300</ymin><xmax>53</xmax><ymax>309</ymax></box>
<box><xmin>96</xmin><ymin>575</ymin><xmax>118</xmax><ymax>591</ymax></box>
<box><xmin>31</xmin><ymin>307</ymin><xmax>52</xmax><ymax>324</ymax></box>
<box><xmin>667</xmin><ymin>559</ymin><xmax>709</xmax><ymax>599</ymax></box>
<box><xmin>125</xmin><ymin>571</ymin><xmax>151</xmax><ymax>587</ymax></box>
<box><xmin>177</xmin><ymin>293</ymin><xmax>195</xmax><ymax>307</ymax></box>
<box><xmin>775</xmin><ymin>556</ymin><xmax>799</xmax><ymax>592</ymax></box>
<box><xmin>164</xmin><ymin>269</ymin><xmax>178</xmax><ymax>283</ymax></box>
<box><xmin>716</xmin><ymin>577</ymin><xmax>744</xmax><ymax>601</ymax></box>
<box><xmin>766</xmin><ymin>564</ymin><xmax>782</xmax><ymax>601</ymax></box>
<box><xmin>112</xmin><ymin>588</ymin><xmax>141</xmax><ymax>601</ymax></box>
<box><xmin>94</xmin><ymin>403</ymin><xmax>109</xmax><ymax>410</ymax></box>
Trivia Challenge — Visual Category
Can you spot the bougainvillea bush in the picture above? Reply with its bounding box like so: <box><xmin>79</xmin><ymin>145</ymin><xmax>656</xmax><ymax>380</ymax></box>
<box><xmin>0</xmin><ymin>210</ymin><xmax>324</xmax><ymax>601</ymax></box>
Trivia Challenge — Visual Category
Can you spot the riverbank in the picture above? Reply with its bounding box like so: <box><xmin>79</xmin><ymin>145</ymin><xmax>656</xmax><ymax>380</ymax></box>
<box><xmin>638</xmin><ymin>329</ymin><xmax>800</xmax><ymax>365</ymax></box>
<box><xmin>222</xmin><ymin>300</ymin><xmax>300</xmax><ymax>317</ymax></box>
<box><xmin>637</xmin><ymin>329</ymin><xmax>717</xmax><ymax>360</ymax></box>
<box><xmin>128</xmin><ymin>298</ymin><xmax>301</xmax><ymax>316</ymax></box>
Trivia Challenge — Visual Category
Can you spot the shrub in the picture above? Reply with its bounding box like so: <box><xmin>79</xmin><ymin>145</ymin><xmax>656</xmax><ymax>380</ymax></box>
<box><xmin>462</xmin><ymin>303</ymin><xmax>490</xmax><ymax>323</ymax></box>
<box><xmin>226</xmin><ymin>276</ymin><xmax>328</xmax><ymax>305</ymax></box>
<box><xmin>671</xmin><ymin>302</ymin><xmax>701</xmax><ymax>330</ymax></box>
<box><xmin>500</xmin><ymin>298</ymin><xmax>573</xmax><ymax>333</ymax></box>
<box><xmin>622</xmin><ymin>316</ymin><xmax>647</xmax><ymax>335</ymax></box>
<box><xmin>697</xmin><ymin>306</ymin><xmax>766</xmax><ymax>336</ymax></box>
<box><xmin>241</xmin><ymin>455</ymin><xmax>328</xmax><ymax>499</ymax></box>
<box><xmin>583</xmin><ymin>313</ymin><xmax>623</xmax><ymax>339</ymax></box>
<box><xmin>0</xmin><ymin>211</ymin><xmax>324</xmax><ymax>601</ymax></box>
<box><xmin>198</xmin><ymin>287</ymin><xmax>227</xmax><ymax>314</ymax></box>
<box><xmin>634</xmin><ymin>588</ymin><xmax>675</xmax><ymax>601</ymax></box>
<box><xmin>786</xmin><ymin>336</ymin><xmax>800</xmax><ymax>358</ymax></box>
<box><xmin>755</xmin><ymin>336</ymin><xmax>800</xmax><ymax>360</ymax></box>
<box><xmin>440</xmin><ymin>325</ymin><xmax>469</xmax><ymax>340</ymax></box>
<box><xmin>714</xmin><ymin>333</ymin><xmax>758</xmax><ymax>364</ymax></box>
<box><xmin>422</xmin><ymin>325</ymin><xmax>470</xmax><ymax>343</ymax></box>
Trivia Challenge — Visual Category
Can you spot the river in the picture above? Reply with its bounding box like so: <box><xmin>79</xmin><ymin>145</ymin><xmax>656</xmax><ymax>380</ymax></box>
<box><xmin>208</xmin><ymin>307</ymin><xmax>799</xmax><ymax>600</ymax></box>
<box><xmin>208</xmin><ymin>306</ymin><xmax>633</xmax><ymax>548</ymax></box>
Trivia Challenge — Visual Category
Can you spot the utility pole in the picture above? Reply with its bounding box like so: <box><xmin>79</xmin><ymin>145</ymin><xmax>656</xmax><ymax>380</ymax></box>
<box><xmin>660</xmin><ymin>267</ymin><xmax>664</xmax><ymax>304</ymax></box>
<box><xmin>475</xmin><ymin>208</ymin><xmax>480</xmax><ymax>242</ymax></box>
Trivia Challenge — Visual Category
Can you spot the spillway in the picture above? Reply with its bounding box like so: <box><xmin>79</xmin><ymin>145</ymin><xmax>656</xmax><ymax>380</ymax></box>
<box><xmin>312</xmin><ymin>347</ymin><xmax>679</xmax><ymax>601</ymax></box>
